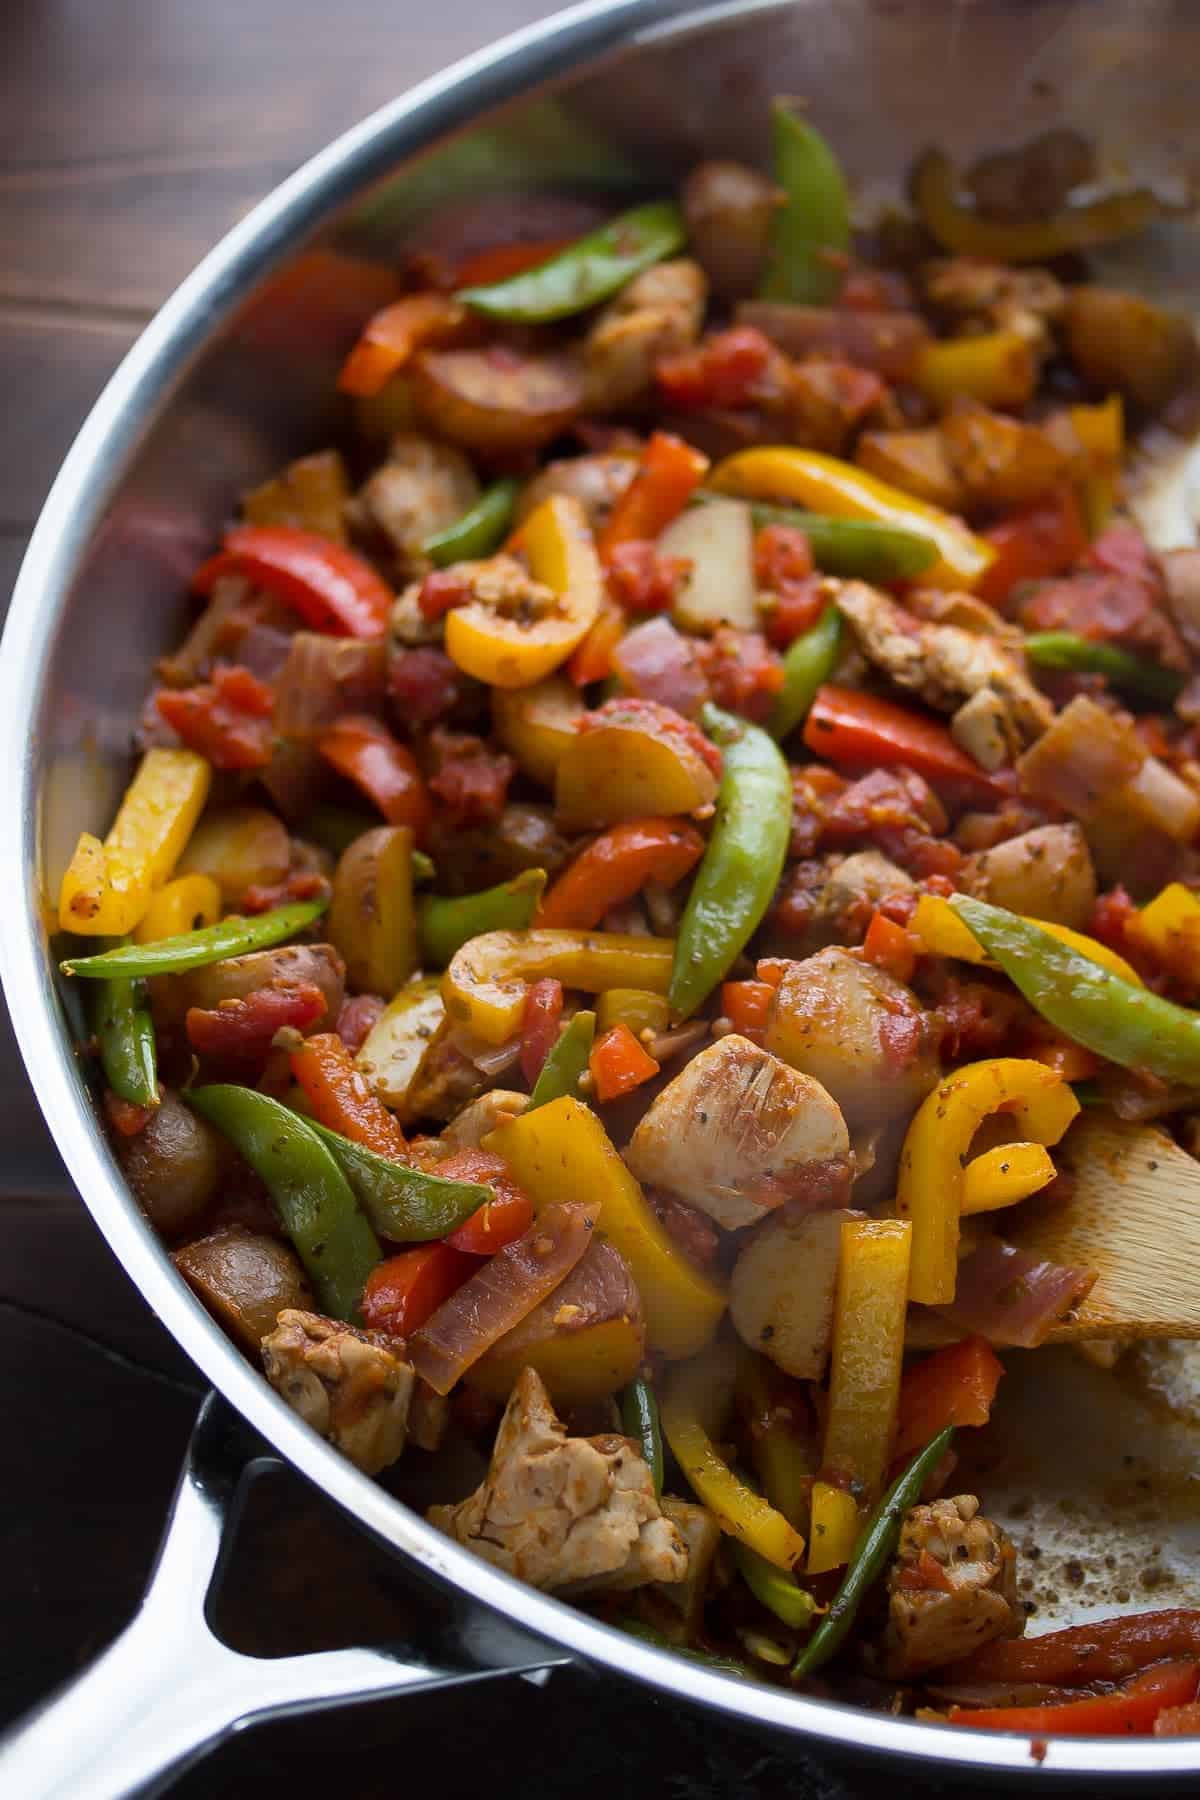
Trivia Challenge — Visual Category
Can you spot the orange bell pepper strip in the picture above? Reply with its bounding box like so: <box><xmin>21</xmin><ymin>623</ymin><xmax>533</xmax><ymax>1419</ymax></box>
<box><xmin>290</xmin><ymin>1032</ymin><xmax>408</xmax><ymax>1159</ymax></box>
<box><xmin>861</xmin><ymin>909</ymin><xmax>916</xmax><ymax>983</ymax></box>
<box><xmin>976</xmin><ymin>486</ymin><xmax>1088</xmax><ymax>606</ymax></box>
<box><xmin>194</xmin><ymin>525</ymin><xmax>393</xmax><ymax>638</ymax></box>
<box><xmin>536</xmin><ymin>818</ymin><xmax>704</xmax><ymax>930</ymax></box>
<box><xmin>893</xmin><ymin>1336</ymin><xmax>1004</xmax><ymax>1463</ymax></box>
<box><xmin>318</xmin><ymin>715</ymin><xmax>432</xmax><ymax>841</ymax></box>
<box><xmin>568</xmin><ymin>600</ymin><xmax>626</xmax><ymax>686</ymax></box>
<box><xmin>337</xmin><ymin>293</ymin><xmax>475</xmax><ymax>398</ymax></box>
<box><xmin>589</xmin><ymin>1023</ymin><xmax>661</xmax><ymax>1102</ymax></box>
<box><xmin>360</xmin><ymin>1243</ymin><xmax>475</xmax><ymax>1336</ymax></box>
<box><xmin>720</xmin><ymin>979</ymin><xmax>775</xmax><ymax>1036</ymax></box>
<box><xmin>947</xmin><ymin>1609</ymin><xmax>1200</xmax><ymax>1687</ymax></box>
<box><xmin>948</xmin><ymin>1660</ymin><xmax>1200</xmax><ymax>1736</ymax></box>
<box><xmin>803</xmin><ymin>685</ymin><xmax>1004</xmax><ymax>801</ymax></box>
<box><xmin>597</xmin><ymin>431</ymin><xmax>710</xmax><ymax>559</ymax></box>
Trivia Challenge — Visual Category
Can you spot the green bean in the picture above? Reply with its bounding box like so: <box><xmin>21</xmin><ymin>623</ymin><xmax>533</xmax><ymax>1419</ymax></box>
<box><xmin>620</xmin><ymin>1375</ymin><xmax>664</xmax><ymax>1497</ymax></box>
<box><xmin>767</xmin><ymin>604</ymin><xmax>843</xmax><ymax>741</ymax></box>
<box><xmin>303</xmin><ymin>1116</ymin><xmax>491</xmax><ymax>1242</ymax></box>
<box><xmin>669</xmin><ymin>704</ymin><xmax>791</xmax><ymax>1018</ymax></box>
<box><xmin>1023</xmin><ymin>631</ymin><xmax>1185</xmax><ymax>707</ymax></box>
<box><xmin>418</xmin><ymin>869</ymin><xmax>545</xmax><ymax>969</ymax></box>
<box><xmin>92</xmin><ymin>967</ymin><xmax>157</xmax><ymax>1108</ymax></box>
<box><xmin>793</xmin><ymin>1426</ymin><xmax>955</xmax><ymax>1677</ymax></box>
<box><xmin>758</xmin><ymin>101</ymin><xmax>851</xmax><ymax>305</ymax></box>
<box><xmin>456</xmin><ymin>201</ymin><xmax>686</xmax><ymax>323</ymax></box>
<box><xmin>528</xmin><ymin>1009</ymin><xmax>595</xmax><ymax>1111</ymax></box>
<box><xmin>188</xmin><ymin>1086</ymin><xmax>380</xmax><ymax>1321</ymax></box>
<box><xmin>732</xmin><ymin>1540</ymin><xmax>822</xmax><ymax>1631</ymax></box>
<box><xmin>425</xmin><ymin>478</ymin><xmax>519</xmax><ymax>567</ymax></box>
<box><xmin>60</xmin><ymin>899</ymin><xmax>328</xmax><ymax>979</ymax></box>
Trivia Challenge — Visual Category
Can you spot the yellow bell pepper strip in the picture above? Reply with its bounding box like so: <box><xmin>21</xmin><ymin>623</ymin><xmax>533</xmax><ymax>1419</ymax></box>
<box><xmin>661</xmin><ymin>1342</ymin><xmax>805</xmax><ymax>1569</ymax></box>
<box><xmin>794</xmin><ymin>1427</ymin><xmax>956</xmax><ymax>1677</ymax></box>
<box><xmin>58</xmin><ymin>747</ymin><xmax>211</xmax><ymax>936</ymax></box>
<box><xmin>758</xmin><ymin>101</ymin><xmax>850</xmax><ymax>305</ymax></box>
<box><xmin>808</xmin><ymin>1482</ymin><xmax>861</xmax><ymax>1576</ymax></box>
<box><xmin>418</xmin><ymin>869</ymin><xmax>545</xmax><ymax>969</ymax></box>
<box><xmin>897</xmin><ymin>1056</ymin><xmax>1081</xmax><ymax>1306</ymax></box>
<box><xmin>444</xmin><ymin>493</ymin><xmax>602</xmax><ymax>688</ymax></box>
<box><xmin>961</xmin><ymin>1142</ymin><xmax>1057</xmax><ymax>1215</ymax></box>
<box><xmin>484</xmin><ymin>1095</ymin><xmax>726</xmax><ymax>1359</ymax></box>
<box><xmin>736</xmin><ymin>1348</ymin><xmax>814</xmax><ymax>1531</ymax></box>
<box><xmin>912</xmin><ymin>147</ymin><xmax>1174</xmax><ymax>264</ymax></box>
<box><xmin>595</xmin><ymin>988</ymin><xmax>671</xmax><ymax>1038</ymax></box>
<box><xmin>951</xmin><ymin>893</ymin><xmax>1200</xmax><ymax>1090</ymax></box>
<box><xmin>822</xmin><ymin>1218</ymin><xmax>912</xmax><ymax>1504</ymax></box>
<box><xmin>1127</xmin><ymin>881</ymin><xmax>1200</xmax><ymax>984</ymax></box>
<box><xmin>910</xmin><ymin>891</ymin><xmax>1144</xmax><ymax>987</ymax></box>
<box><xmin>1070</xmin><ymin>394</ymin><xmax>1123</xmax><ymax>535</ymax></box>
<box><xmin>442</xmin><ymin>927</ymin><xmax>674</xmax><ymax>1046</ymax></box>
<box><xmin>60</xmin><ymin>898</ymin><xmax>327</xmax><ymax>979</ymax></box>
<box><xmin>132</xmin><ymin>874</ymin><xmax>221</xmax><ymax>944</ymax></box>
<box><xmin>913</xmin><ymin>330</ymin><xmax>1037</xmax><ymax>412</ymax></box>
<box><xmin>709</xmin><ymin>446</ymin><xmax>994</xmax><ymax>591</ymax></box>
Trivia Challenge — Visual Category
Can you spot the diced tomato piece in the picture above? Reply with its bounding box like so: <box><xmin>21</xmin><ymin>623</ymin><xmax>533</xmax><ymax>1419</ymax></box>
<box><xmin>589</xmin><ymin>1022</ymin><xmax>661</xmax><ymax>1102</ymax></box>
<box><xmin>186</xmin><ymin>983</ymin><xmax>328</xmax><ymax>1067</ymax></box>
<box><xmin>335</xmin><ymin>993</ymin><xmax>387</xmax><ymax>1055</ymax></box>
<box><xmin>103</xmin><ymin>1089</ymin><xmax>155</xmax><ymax>1138</ymax></box>
<box><xmin>755</xmin><ymin>522</ymin><xmax>814</xmax><ymax>591</ymax></box>
<box><xmin>520</xmin><ymin>978</ymin><xmax>563</xmax><ymax>1086</ymax></box>
<box><xmin>361</xmin><ymin>1243</ymin><xmax>475</xmax><ymax>1336</ymax></box>
<box><xmin>155</xmin><ymin>662</ymin><xmax>275</xmax><ymax>771</ymax></box>
<box><xmin>606</xmin><ymin>540</ymin><xmax>692</xmax><ymax>614</ymax></box>
<box><xmin>765</xmin><ymin>577</ymin><xmax>828</xmax><ymax>648</ymax></box>
<box><xmin>242</xmin><ymin>871</ymin><xmax>329</xmax><ymax>915</ymax></box>
<box><xmin>698</xmin><ymin>628</ymin><xmax>785</xmax><ymax>724</ymax></box>
<box><xmin>418</xmin><ymin>568</ymin><xmax>472</xmax><ymax>621</ymax></box>
<box><xmin>388</xmin><ymin>647</ymin><xmax>464</xmax><ymax>727</ymax></box>
<box><xmin>976</xmin><ymin>487</ymin><xmax>1088</xmax><ymax>608</ymax></box>
<box><xmin>427</xmin><ymin>726</ymin><xmax>515</xmax><ymax>830</ymax></box>
<box><xmin>439</xmin><ymin>1148</ymin><xmax>535</xmax><ymax>1255</ymax></box>
<box><xmin>656</xmin><ymin>326</ymin><xmax>773</xmax><ymax>410</ymax></box>
<box><xmin>861</xmin><ymin>909</ymin><xmax>917</xmax><ymax>983</ymax></box>
<box><xmin>896</xmin><ymin>1549</ymin><xmax>956</xmax><ymax>1593</ymax></box>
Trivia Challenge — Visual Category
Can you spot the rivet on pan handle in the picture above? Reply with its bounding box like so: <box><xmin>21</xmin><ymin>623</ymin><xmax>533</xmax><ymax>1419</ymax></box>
<box><xmin>0</xmin><ymin>1392</ymin><xmax>570</xmax><ymax>1800</ymax></box>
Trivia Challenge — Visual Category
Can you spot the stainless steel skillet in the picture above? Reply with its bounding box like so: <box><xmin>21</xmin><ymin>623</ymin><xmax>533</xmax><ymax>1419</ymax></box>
<box><xmin>3</xmin><ymin>0</ymin><xmax>1200</xmax><ymax>1788</ymax></box>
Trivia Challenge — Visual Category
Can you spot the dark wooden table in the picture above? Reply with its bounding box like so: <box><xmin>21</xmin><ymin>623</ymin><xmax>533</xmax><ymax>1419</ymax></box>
<box><xmin>0</xmin><ymin>8</ymin><xmax>982</xmax><ymax>1795</ymax></box>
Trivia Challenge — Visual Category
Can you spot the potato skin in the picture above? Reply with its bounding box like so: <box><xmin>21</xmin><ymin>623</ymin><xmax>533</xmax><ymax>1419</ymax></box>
<box><xmin>118</xmin><ymin>1089</ymin><xmax>229</xmax><ymax>1238</ymax></box>
<box><xmin>960</xmin><ymin>823</ymin><xmax>1096</xmax><ymax>929</ymax></box>
<box><xmin>151</xmin><ymin>944</ymin><xmax>345</xmax><ymax>1033</ymax></box>
<box><xmin>1063</xmin><ymin>286</ymin><xmax>1197</xmax><ymax>413</ymax></box>
<box><xmin>177</xmin><ymin>807</ymin><xmax>290</xmax><ymax>906</ymax></box>
<box><xmin>730</xmin><ymin>1207</ymin><xmax>857</xmax><ymax>1379</ymax></box>
<box><xmin>411</xmin><ymin>348</ymin><xmax>583</xmax><ymax>454</ymax></box>
<box><xmin>174</xmin><ymin>1229</ymin><xmax>313</xmax><ymax>1354</ymax></box>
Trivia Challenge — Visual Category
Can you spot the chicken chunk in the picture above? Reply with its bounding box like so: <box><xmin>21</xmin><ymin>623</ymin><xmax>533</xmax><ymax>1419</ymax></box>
<box><xmin>516</xmin><ymin>452</ymin><xmax>638</xmax><ymax>534</ymax></box>
<box><xmin>833</xmin><ymin>579</ymin><xmax>1051</xmax><ymax>755</ymax></box>
<box><xmin>764</xmin><ymin>947</ymin><xmax>940</xmax><ymax>1132</ymax></box>
<box><xmin>442</xmin><ymin>1088</ymin><xmax>528</xmax><ymax>1149</ymax></box>
<box><xmin>922</xmin><ymin>258</ymin><xmax>1065</xmax><ymax>350</ymax></box>
<box><xmin>880</xmin><ymin>1494</ymin><xmax>1024</xmax><ymax>1678</ymax></box>
<box><xmin>623</xmin><ymin>1034</ymin><xmax>850</xmax><ymax>1230</ymax></box>
<box><xmin>357</xmin><ymin>432</ymin><xmax>479</xmax><ymax>574</ymax></box>
<box><xmin>584</xmin><ymin>258</ymin><xmax>708</xmax><ymax>412</ymax></box>
<box><xmin>261</xmin><ymin>1309</ymin><xmax>414</xmax><ymax>1476</ymax></box>
<box><xmin>428</xmin><ymin>1366</ymin><xmax>688</xmax><ymax>1592</ymax></box>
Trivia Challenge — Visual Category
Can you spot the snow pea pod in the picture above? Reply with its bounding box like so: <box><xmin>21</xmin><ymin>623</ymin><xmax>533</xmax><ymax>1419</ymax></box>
<box><xmin>768</xmin><ymin>603</ymin><xmax>843</xmax><ymax>741</ymax></box>
<box><xmin>759</xmin><ymin>101</ymin><xmax>851</xmax><ymax>304</ymax></box>
<box><xmin>1023</xmin><ymin>631</ymin><xmax>1185</xmax><ymax>707</ymax></box>
<box><xmin>669</xmin><ymin>704</ymin><xmax>791</xmax><ymax>1019</ymax></box>
<box><xmin>620</xmin><ymin>1374</ymin><xmax>664</xmax><ymax>1497</ymax></box>
<box><xmin>188</xmin><ymin>1085</ymin><xmax>380</xmax><ymax>1321</ymax></box>
<box><xmin>418</xmin><ymin>869</ymin><xmax>546</xmax><ymax>969</ymax></box>
<box><xmin>425</xmin><ymin>478</ymin><xmax>519</xmax><ymax>567</ymax></box>
<box><xmin>60</xmin><ymin>898</ymin><xmax>328</xmax><ymax>979</ymax></box>
<box><xmin>743</xmin><ymin>499</ymin><xmax>938</xmax><ymax>582</ymax></box>
<box><xmin>456</xmin><ymin>201</ymin><xmax>686</xmax><ymax>323</ymax></box>
<box><xmin>793</xmin><ymin>1426</ymin><xmax>955</xmax><ymax>1677</ymax></box>
<box><xmin>302</xmin><ymin>1116</ymin><xmax>491</xmax><ymax>1242</ymax></box>
<box><xmin>617</xmin><ymin>1619</ymin><xmax>755</xmax><ymax>1679</ymax></box>
<box><xmin>528</xmin><ymin>1008</ymin><xmax>595</xmax><ymax>1111</ymax></box>
<box><xmin>92</xmin><ymin>963</ymin><xmax>157</xmax><ymax>1108</ymax></box>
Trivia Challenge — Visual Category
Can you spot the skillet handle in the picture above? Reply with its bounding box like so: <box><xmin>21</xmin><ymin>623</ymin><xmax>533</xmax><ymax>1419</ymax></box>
<box><xmin>0</xmin><ymin>1393</ymin><xmax>570</xmax><ymax>1800</ymax></box>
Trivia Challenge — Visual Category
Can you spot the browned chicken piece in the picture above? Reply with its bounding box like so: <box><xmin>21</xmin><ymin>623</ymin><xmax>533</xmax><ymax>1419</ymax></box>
<box><xmin>356</xmin><ymin>432</ymin><xmax>479</xmax><ymax>574</ymax></box>
<box><xmin>922</xmin><ymin>258</ymin><xmax>1066</xmax><ymax>350</ymax></box>
<box><xmin>441</xmin><ymin>1089</ymin><xmax>528</xmax><ymax>1149</ymax></box>
<box><xmin>428</xmin><ymin>1366</ymin><xmax>689</xmax><ymax>1593</ymax></box>
<box><xmin>408</xmin><ymin>1377</ymin><xmax>451</xmax><ymax>1453</ymax></box>
<box><xmin>880</xmin><ymin>1494</ymin><xmax>1024</xmax><ymax>1679</ymax></box>
<box><xmin>832</xmin><ymin>579</ymin><xmax>1051</xmax><ymax>758</ymax></box>
<box><xmin>584</xmin><ymin>258</ymin><xmax>708</xmax><ymax>412</ymax></box>
<box><xmin>261</xmin><ymin>1310</ymin><xmax>414</xmax><ymax>1476</ymax></box>
<box><xmin>402</xmin><ymin>1017</ymin><xmax>488</xmax><ymax>1124</ymax></box>
<box><xmin>623</xmin><ymin>1034</ymin><xmax>850</xmax><ymax>1230</ymax></box>
<box><xmin>516</xmin><ymin>452</ymin><xmax>638</xmax><ymax>534</ymax></box>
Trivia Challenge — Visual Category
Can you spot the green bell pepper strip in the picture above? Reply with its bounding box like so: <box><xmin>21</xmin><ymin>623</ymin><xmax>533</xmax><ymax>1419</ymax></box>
<box><xmin>767</xmin><ymin>603</ymin><xmax>843</xmax><ymax>741</ymax></box>
<box><xmin>60</xmin><ymin>899</ymin><xmax>328</xmax><ymax>980</ymax></box>
<box><xmin>456</xmin><ymin>200</ymin><xmax>686</xmax><ymax>323</ymax></box>
<box><xmin>742</xmin><ymin>498</ymin><xmax>938</xmax><ymax>582</ymax></box>
<box><xmin>187</xmin><ymin>1086</ymin><xmax>380</xmax><ymax>1321</ymax></box>
<box><xmin>418</xmin><ymin>869</ymin><xmax>546</xmax><ymax>968</ymax></box>
<box><xmin>793</xmin><ymin>1426</ymin><xmax>955</xmax><ymax>1678</ymax></box>
<box><xmin>669</xmin><ymin>704</ymin><xmax>791</xmax><ymax>1018</ymax></box>
<box><xmin>301</xmin><ymin>1116</ymin><xmax>492</xmax><ymax>1242</ymax></box>
<box><xmin>620</xmin><ymin>1374</ymin><xmax>664</xmax><ymax>1497</ymax></box>
<box><xmin>617</xmin><ymin>1619</ymin><xmax>755</xmax><ymax>1680</ymax></box>
<box><xmin>425</xmin><ymin>478</ymin><xmax>520</xmax><ymax>567</ymax></box>
<box><xmin>529</xmin><ymin>1008</ymin><xmax>595</xmax><ymax>1111</ymax></box>
<box><xmin>1023</xmin><ymin>632</ymin><xmax>1186</xmax><ymax>707</ymax></box>
<box><xmin>759</xmin><ymin>101</ymin><xmax>851</xmax><ymax>305</ymax></box>
<box><xmin>950</xmin><ymin>893</ymin><xmax>1200</xmax><ymax>1088</ymax></box>
<box><xmin>733</xmin><ymin>1540</ymin><xmax>822</xmax><ymax>1632</ymax></box>
<box><xmin>92</xmin><ymin>968</ymin><xmax>157</xmax><ymax>1108</ymax></box>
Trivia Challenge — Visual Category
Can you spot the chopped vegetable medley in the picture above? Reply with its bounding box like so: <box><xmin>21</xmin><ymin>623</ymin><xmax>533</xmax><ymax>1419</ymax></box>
<box><xmin>58</xmin><ymin>107</ymin><xmax>1200</xmax><ymax>1726</ymax></box>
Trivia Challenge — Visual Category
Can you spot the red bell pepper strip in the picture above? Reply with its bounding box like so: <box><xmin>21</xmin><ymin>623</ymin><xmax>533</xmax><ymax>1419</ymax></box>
<box><xmin>195</xmin><ymin>526</ymin><xmax>392</xmax><ymax>639</ymax></box>
<box><xmin>337</xmin><ymin>293</ymin><xmax>474</xmax><ymax>397</ymax></box>
<box><xmin>520</xmin><ymin>977</ymin><xmax>563</xmax><ymax>1086</ymax></box>
<box><xmin>155</xmin><ymin>663</ymin><xmax>275</xmax><ymax>771</ymax></box>
<box><xmin>976</xmin><ymin>487</ymin><xmax>1088</xmax><ymax>608</ymax></box>
<box><xmin>317</xmin><ymin>715</ymin><xmax>432</xmax><ymax>840</ymax></box>
<box><xmin>290</xmin><ymin>1031</ymin><xmax>408</xmax><ymax>1159</ymax></box>
<box><xmin>597</xmin><ymin>432</ymin><xmax>710</xmax><ymax>559</ymax></box>
<box><xmin>185</xmin><ymin>983</ymin><xmax>328</xmax><ymax>1067</ymax></box>
<box><xmin>453</xmin><ymin>237</ymin><xmax>574</xmax><ymax>289</ymax></box>
<box><xmin>802</xmin><ymin>684</ymin><xmax>1003</xmax><ymax>799</ymax></box>
<box><xmin>361</xmin><ymin>1242</ymin><xmax>476</xmax><ymax>1336</ymax></box>
<box><xmin>568</xmin><ymin>601</ymin><xmax>626</xmax><ymax>685</ymax></box>
<box><xmin>536</xmin><ymin>818</ymin><xmax>705</xmax><ymax>930</ymax></box>
<box><xmin>949</xmin><ymin>1609</ymin><xmax>1200</xmax><ymax>1686</ymax></box>
<box><xmin>440</xmin><ymin>1148</ymin><xmax>535</xmax><ymax>1255</ymax></box>
<box><xmin>720</xmin><ymin>978</ymin><xmax>775</xmax><ymax>1035</ymax></box>
<box><xmin>893</xmin><ymin>1336</ymin><xmax>1004</xmax><ymax>1463</ymax></box>
<box><xmin>589</xmin><ymin>1022</ymin><xmax>661</xmax><ymax>1102</ymax></box>
<box><xmin>948</xmin><ymin>1660</ymin><xmax>1200</xmax><ymax>1735</ymax></box>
